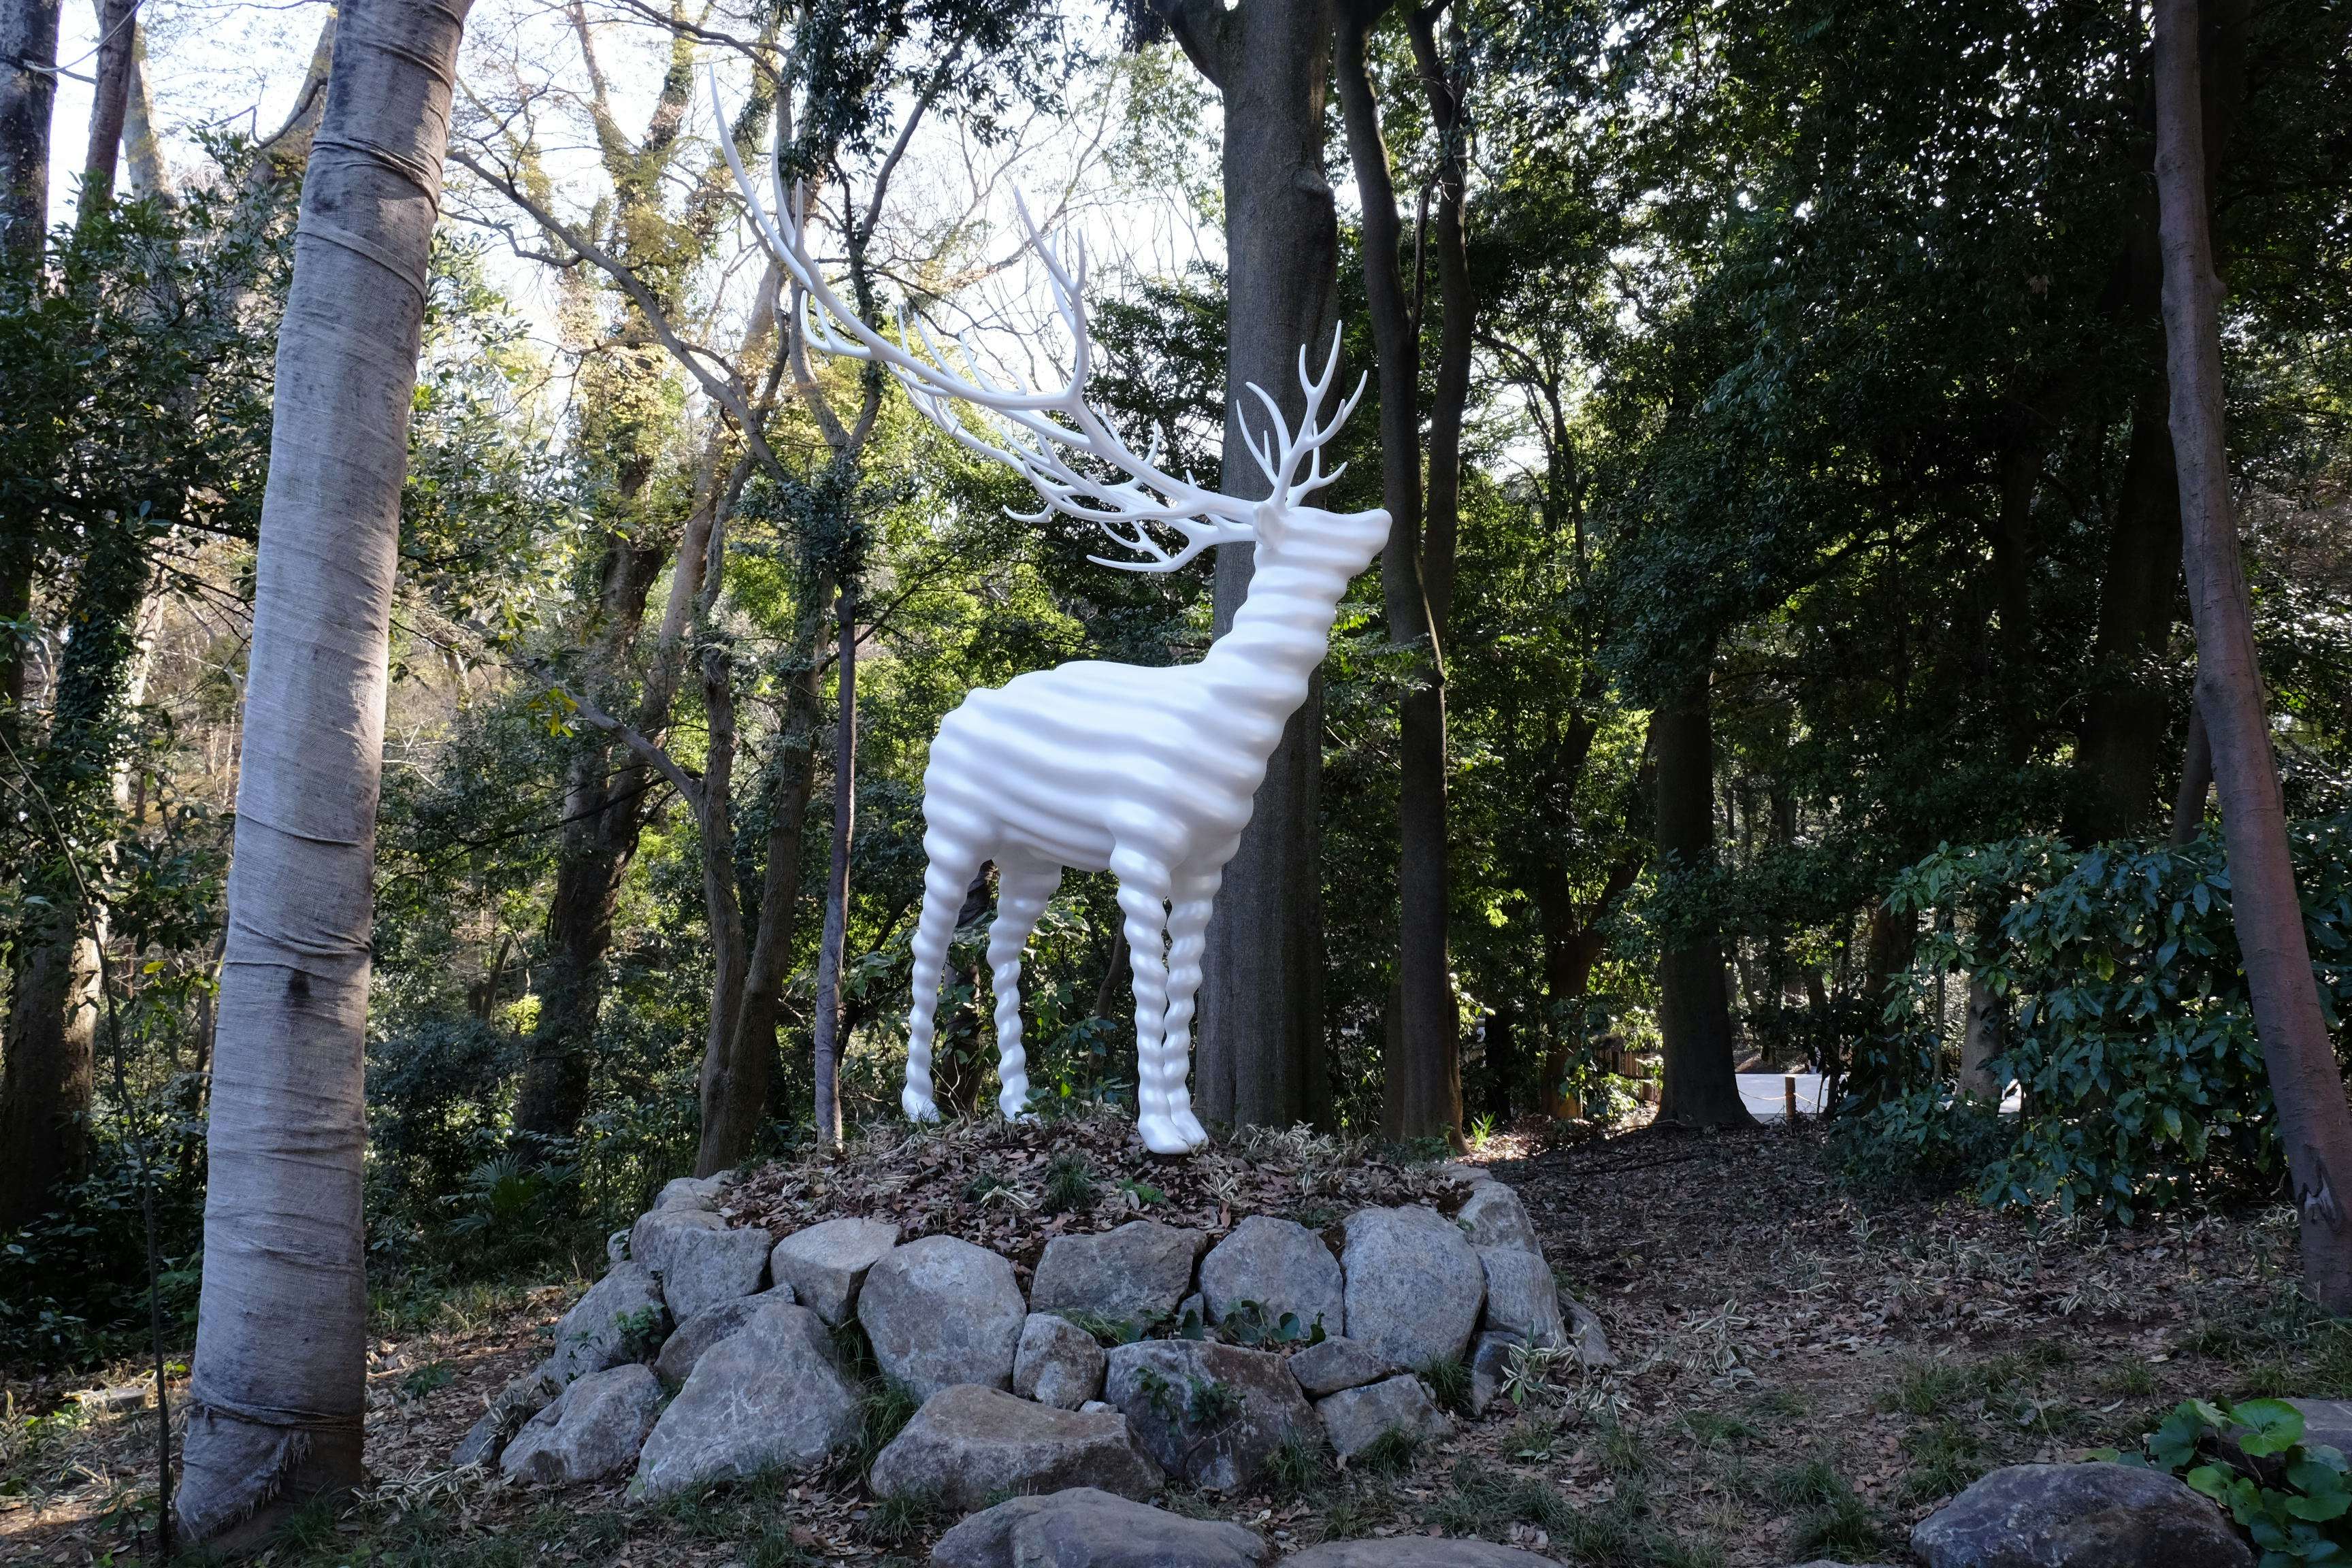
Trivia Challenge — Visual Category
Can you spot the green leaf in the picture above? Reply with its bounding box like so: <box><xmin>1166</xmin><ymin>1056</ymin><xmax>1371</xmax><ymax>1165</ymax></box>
<box><xmin>2232</xmin><ymin>1399</ymin><xmax>2308</xmax><ymax>1457</ymax></box>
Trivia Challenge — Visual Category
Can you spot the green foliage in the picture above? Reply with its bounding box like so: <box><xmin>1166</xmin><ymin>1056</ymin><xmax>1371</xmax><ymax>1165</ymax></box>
<box><xmin>1262</xmin><ymin>1434</ymin><xmax>1330</xmax><ymax>1500</ymax></box>
<box><xmin>850</xmin><ymin>1376</ymin><xmax>923</xmax><ymax>1484</ymax></box>
<box><xmin>1424</xmin><ymin>1456</ymin><xmax>1576</xmax><ymax>1540</ymax></box>
<box><xmin>1040</xmin><ymin>1153</ymin><xmax>1098</xmax><ymax>1215</ymax></box>
<box><xmin>2112</xmin><ymin>1398</ymin><xmax>2352</xmax><ymax>1565</ymax></box>
<box><xmin>441</xmin><ymin>1154</ymin><xmax>578</xmax><ymax>1274</ymax></box>
<box><xmin>1354</xmin><ymin>1426</ymin><xmax>1424</xmax><ymax>1475</ymax></box>
<box><xmin>1846</xmin><ymin>826</ymin><xmax>2352</xmax><ymax>1221</ymax></box>
<box><xmin>1419</xmin><ymin>1356</ymin><xmax>1475</xmax><ymax>1418</ymax></box>
<box><xmin>1213</xmin><ymin>1300</ymin><xmax>1328</xmax><ymax>1350</ymax></box>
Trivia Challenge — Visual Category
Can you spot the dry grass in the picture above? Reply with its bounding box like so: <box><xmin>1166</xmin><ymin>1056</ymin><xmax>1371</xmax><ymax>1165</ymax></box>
<box><xmin>7</xmin><ymin>1119</ymin><xmax>2345</xmax><ymax>1566</ymax></box>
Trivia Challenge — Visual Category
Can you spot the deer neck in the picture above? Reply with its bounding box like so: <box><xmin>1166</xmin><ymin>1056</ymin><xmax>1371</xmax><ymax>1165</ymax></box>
<box><xmin>1199</xmin><ymin>532</ymin><xmax>1353</xmax><ymax>731</ymax></box>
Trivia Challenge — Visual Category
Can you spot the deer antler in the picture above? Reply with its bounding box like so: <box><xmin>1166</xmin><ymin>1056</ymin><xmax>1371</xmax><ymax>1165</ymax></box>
<box><xmin>713</xmin><ymin>71</ymin><xmax>1362</xmax><ymax>573</ymax></box>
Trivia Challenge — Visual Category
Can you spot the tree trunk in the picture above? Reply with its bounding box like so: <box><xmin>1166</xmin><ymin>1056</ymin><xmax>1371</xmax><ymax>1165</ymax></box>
<box><xmin>2171</xmin><ymin>696</ymin><xmax>2213</xmax><ymax>843</ymax></box>
<box><xmin>1957</xmin><ymin>975</ymin><xmax>2002</xmax><ymax>1102</ymax></box>
<box><xmin>0</xmin><ymin>0</ymin><xmax>57</xmax><ymax>263</ymax></box>
<box><xmin>2068</xmin><ymin>391</ymin><xmax>2185</xmax><ymax>845</ymax></box>
<box><xmin>0</xmin><ymin>921</ymin><xmax>97</xmax><ymax>1226</ymax></box>
<box><xmin>1482</xmin><ymin>1000</ymin><xmax>1515</xmax><ymax>1124</ymax></box>
<box><xmin>77</xmin><ymin>0</ymin><xmax>135</xmax><ymax>220</ymax></box>
<box><xmin>0</xmin><ymin>0</ymin><xmax>57</xmax><ymax>719</ymax></box>
<box><xmin>1652</xmin><ymin>664</ymin><xmax>1751</xmax><ymax>1128</ymax></box>
<box><xmin>176</xmin><ymin>0</ymin><xmax>470</xmax><ymax>1540</ymax></box>
<box><xmin>2153</xmin><ymin>0</ymin><xmax>2352</xmax><ymax>1311</ymax></box>
<box><xmin>689</xmin><ymin>645</ymin><xmax>748</xmax><ymax>1167</ymax></box>
<box><xmin>512</xmin><ymin>538</ymin><xmax>666</xmax><ymax>1147</ymax></box>
<box><xmin>120</xmin><ymin>21</ymin><xmax>168</xmax><ymax>201</ymax></box>
<box><xmin>1335</xmin><ymin>0</ymin><xmax>1454</xmax><ymax>1144</ymax></box>
<box><xmin>810</xmin><ymin>579</ymin><xmax>857</xmax><ymax>1145</ymax></box>
<box><xmin>697</xmin><ymin>666</ymin><xmax>817</xmax><ymax>1173</ymax></box>
<box><xmin>1159</xmin><ymin>0</ymin><xmax>1339</xmax><ymax>1133</ymax></box>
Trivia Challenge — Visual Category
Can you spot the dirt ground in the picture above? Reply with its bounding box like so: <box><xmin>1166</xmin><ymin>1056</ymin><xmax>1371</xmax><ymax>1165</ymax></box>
<box><xmin>7</xmin><ymin>1116</ymin><xmax>2345</xmax><ymax>1567</ymax></box>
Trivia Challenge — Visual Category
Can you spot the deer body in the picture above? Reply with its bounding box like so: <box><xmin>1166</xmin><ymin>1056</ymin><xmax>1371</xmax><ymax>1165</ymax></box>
<box><xmin>905</xmin><ymin>504</ymin><xmax>1388</xmax><ymax>1152</ymax></box>
<box><xmin>723</xmin><ymin>100</ymin><xmax>1386</xmax><ymax>1151</ymax></box>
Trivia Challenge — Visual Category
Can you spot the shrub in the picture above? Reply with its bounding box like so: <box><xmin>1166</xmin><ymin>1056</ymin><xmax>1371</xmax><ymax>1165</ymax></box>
<box><xmin>1846</xmin><ymin>823</ymin><xmax>2352</xmax><ymax>1222</ymax></box>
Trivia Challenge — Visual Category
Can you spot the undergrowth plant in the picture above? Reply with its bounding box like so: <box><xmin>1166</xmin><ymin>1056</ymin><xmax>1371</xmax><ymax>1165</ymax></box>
<box><xmin>2108</xmin><ymin>1396</ymin><xmax>2352</xmax><ymax>1565</ymax></box>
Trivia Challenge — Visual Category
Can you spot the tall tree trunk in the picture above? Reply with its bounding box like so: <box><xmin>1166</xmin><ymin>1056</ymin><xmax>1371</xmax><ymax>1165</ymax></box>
<box><xmin>1335</xmin><ymin>0</ymin><xmax>1454</xmax><ymax>1143</ymax></box>
<box><xmin>0</xmin><ymin>0</ymin><xmax>57</xmax><ymax>263</ymax></box>
<box><xmin>1652</xmin><ymin>663</ymin><xmax>1751</xmax><ymax>1128</ymax></box>
<box><xmin>1156</xmin><ymin>0</ymin><xmax>1339</xmax><ymax>1132</ymax></box>
<box><xmin>2171</xmin><ymin>696</ymin><xmax>2213</xmax><ymax>843</ymax></box>
<box><xmin>120</xmin><ymin>21</ymin><xmax>168</xmax><ymax>201</ymax></box>
<box><xmin>697</xmin><ymin>652</ymin><xmax>817</xmax><ymax>1173</ymax></box>
<box><xmin>2152</xmin><ymin>0</ymin><xmax>2352</xmax><ymax>1311</ymax></box>
<box><xmin>689</xmin><ymin>644</ymin><xmax>747</xmax><ymax>1162</ymax></box>
<box><xmin>2067</xmin><ymin>0</ymin><xmax>2249</xmax><ymax>845</ymax></box>
<box><xmin>1</xmin><ymin>463</ymin><xmax>154</xmax><ymax>1227</ymax></box>
<box><xmin>810</xmin><ymin>579</ymin><xmax>857</xmax><ymax>1145</ymax></box>
<box><xmin>0</xmin><ymin>0</ymin><xmax>58</xmax><ymax>731</ymax></box>
<box><xmin>0</xmin><ymin>923</ymin><xmax>97</xmax><ymax>1226</ymax></box>
<box><xmin>77</xmin><ymin>0</ymin><xmax>135</xmax><ymax>220</ymax></box>
<box><xmin>2068</xmin><ymin>391</ymin><xmax>2185</xmax><ymax>844</ymax></box>
<box><xmin>512</xmin><ymin>539</ymin><xmax>665</xmax><ymax>1147</ymax></box>
<box><xmin>176</xmin><ymin>0</ymin><xmax>470</xmax><ymax>1539</ymax></box>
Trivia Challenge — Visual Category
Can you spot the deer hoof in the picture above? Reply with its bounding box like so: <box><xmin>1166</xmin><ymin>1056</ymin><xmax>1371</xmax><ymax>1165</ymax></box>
<box><xmin>1139</xmin><ymin>1114</ymin><xmax>1190</xmax><ymax>1156</ymax></box>
<box><xmin>1171</xmin><ymin>1108</ymin><xmax>1209</xmax><ymax>1149</ymax></box>
<box><xmin>902</xmin><ymin>1088</ymin><xmax>942</xmax><ymax>1122</ymax></box>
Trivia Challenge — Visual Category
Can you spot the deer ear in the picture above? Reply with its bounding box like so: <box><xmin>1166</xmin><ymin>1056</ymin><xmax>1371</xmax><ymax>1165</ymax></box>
<box><xmin>1252</xmin><ymin>498</ymin><xmax>1286</xmax><ymax>552</ymax></box>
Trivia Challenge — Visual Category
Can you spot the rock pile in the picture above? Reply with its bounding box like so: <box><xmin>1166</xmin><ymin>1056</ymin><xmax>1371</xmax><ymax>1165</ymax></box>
<box><xmin>455</xmin><ymin>1157</ymin><xmax>1607</xmax><ymax>1522</ymax></box>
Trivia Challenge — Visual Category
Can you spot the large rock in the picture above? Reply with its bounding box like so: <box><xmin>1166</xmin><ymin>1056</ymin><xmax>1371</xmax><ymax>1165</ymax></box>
<box><xmin>2289</xmin><ymin>1398</ymin><xmax>2352</xmax><ymax>1454</ymax></box>
<box><xmin>1566</xmin><ymin>1301</ymin><xmax>1613</xmax><ymax>1369</ymax></box>
<box><xmin>630</xmin><ymin>1207</ymin><xmax>771</xmax><ymax>1323</ymax></box>
<box><xmin>1477</xmin><ymin>1247</ymin><xmax>1566</xmax><ymax>1351</ymax></box>
<box><xmin>1196</xmin><ymin>1216</ymin><xmax>1344</xmax><ymax>1338</ymax></box>
<box><xmin>1290</xmin><ymin>1337</ymin><xmax>1394</xmax><ymax>1399</ymax></box>
<box><xmin>870</xmin><ymin>1386</ymin><xmax>1162</xmax><ymax>1512</ymax></box>
<box><xmin>770</xmin><ymin>1216</ymin><xmax>900</xmax><ymax>1326</ymax></box>
<box><xmin>1284</xmin><ymin>1543</ymin><xmax>1560</xmax><ymax>1567</ymax></box>
<box><xmin>1910</xmin><ymin>1462</ymin><xmax>2253</xmax><ymax>1568</ymax></box>
<box><xmin>1015</xmin><ymin>1313</ymin><xmax>1107</xmax><ymax>1409</ymax></box>
<box><xmin>1467</xmin><ymin>1330</ymin><xmax>1522</xmax><ymax>1417</ymax></box>
<box><xmin>1104</xmin><ymin>1339</ymin><xmax>1317</xmax><ymax>1491</ymax></box>
<box><xmin>1030</xmin><ymin>1220</ymin><xmax>1204</xmax><ymax>1327</ymax></box>
<box><xmin>632</xmin><ymin>1301</ymin><xmax>862</xmax><ymax>1499</ymax></box>
<box><xmin>860</xmin><ymin>1235</ymin><xmax>1028</xmax><ymax>1399</ymax></box>
<box><xmin>452</xmin><ymin>1363</ymin><xmax>564</xmax><ymax>1467</ymax></box>
<box><xmin>931</xmin><ymin>1488</ymin><xmax>1265</xmax><ymax>1568</ymax></box>
<box><xmin>655</xmin><ymin>1173</ymin><xmax>728</xmax><ymax>1211</ymax></box>
<box><xmin>1315</xmin><ymin>1373</ymin><xmax>1450</xmax><ymax>1460</ymax></box>
<box><xmin>547</xmin><ymin>1261</ymin><xmax>666</xmax><ymax>1387</ymax></box>
<box><xmin>1339</xmin><ymin>1207</ymin><xmax>1485</xmax><ymax>1369</ymax></box>
<box><xmin>500</xmin><ymin>1363</ymin><xmax>662</xmax><ymax>1484</ymax></box>
<box><xmin>654</xmin><ymin>1285</ymin><xmax>795</xmax><ymax>1389</ymax></box>
<box><xmin>1454</xmin><ymin>1182</ymin><xmax>1541</xmax><ymax>1257</ymax></box>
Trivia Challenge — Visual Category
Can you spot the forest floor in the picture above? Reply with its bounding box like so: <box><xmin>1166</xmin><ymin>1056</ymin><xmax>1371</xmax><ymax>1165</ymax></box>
<box><xmin>7</xmin><ymin>1115</ymin><xmax>2349</xmax><ymax>1567</ymax></box>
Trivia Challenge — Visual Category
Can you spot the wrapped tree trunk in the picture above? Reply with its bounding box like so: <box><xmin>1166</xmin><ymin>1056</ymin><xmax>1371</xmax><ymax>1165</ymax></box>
<box><xmin>2153</xmin><ymin>0</ymin><xmax>2352</xmax><ymax>1309</ymax></box>
<box><xmin>176</xmin><ymin>0</ymin><xmax>471</xmax><ymax>1539</ymax></box>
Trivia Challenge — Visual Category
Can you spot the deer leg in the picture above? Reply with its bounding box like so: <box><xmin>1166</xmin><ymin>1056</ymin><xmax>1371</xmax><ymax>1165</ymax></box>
<box><xmin>904</xmin><ymin>837</ymin><xmax>984</xmax><ymax>1123</ymax></box>
<box><xmin>987</xmin><ymin>857</ymin><xmax>1060</xmax><ymax>1122</ymax></box>
<box><xmin>1160</xmin><ymin>864</ymin><xmax>1221</xmax><ymax>1151</ymax></box>
<box><xmin>1113</xmin><ymin>853</ymin><xmax>1183</xmax><ymax>1155</ymax></box>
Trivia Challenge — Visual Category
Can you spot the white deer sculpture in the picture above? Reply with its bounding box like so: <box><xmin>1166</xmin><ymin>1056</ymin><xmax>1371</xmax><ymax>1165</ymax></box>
<box><xmin>723</xmin><ymin>114</ymin><xmax>1390</xmax><ymax>1154</ymax></box>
